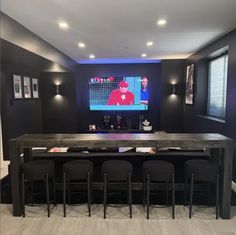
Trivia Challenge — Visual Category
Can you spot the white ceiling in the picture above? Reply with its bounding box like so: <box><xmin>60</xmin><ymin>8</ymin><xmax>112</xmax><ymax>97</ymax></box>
<box><xmin>2</xmin><ymin>0</ymin><xmax>236</xmax><ymax>63</ymax></box>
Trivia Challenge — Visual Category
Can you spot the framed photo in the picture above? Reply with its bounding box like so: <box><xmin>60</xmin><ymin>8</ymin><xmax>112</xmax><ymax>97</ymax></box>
<box><xmin>23</xmin><ymin>77</ymin><xmax>31</xmax><ymax>98</ymax></box>
<box><xmin>13</xmin><ymin>75</ymin><xmax>23</xmax><ymax>99</ymax></box>
<box><xmin>185</xmin><ymin>64</ymin><xmax>195</xmax><ymax>105</ymax></box>
<box><xmin>32</xmin><ymin>78</ymin><xmax>39</xmax><ymax>98</ymax></box>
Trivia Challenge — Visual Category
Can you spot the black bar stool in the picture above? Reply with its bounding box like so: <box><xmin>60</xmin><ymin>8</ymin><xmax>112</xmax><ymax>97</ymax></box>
<box><xmin>142</xmin><ymin>160</ymin><xmax>175</xmax><ymax>219</ymax></box>
<box><xmin>21</xmin><ymin>160</ymin><xmax>56</xmax><ymax>217</ymax></box>
<box><xmin>102</xmin><ymin>160</ymin><xmax>133</xmax><ymax>219</ymax></box>
<box><xmin>184</xmin><ymin>159</ymin><xmax>219</xmax><ymax>219</ymax></box>
<box><xmin>63</xmin><ymin>160</ymin><xmax>93</xmax><ymax>217</ymax></box>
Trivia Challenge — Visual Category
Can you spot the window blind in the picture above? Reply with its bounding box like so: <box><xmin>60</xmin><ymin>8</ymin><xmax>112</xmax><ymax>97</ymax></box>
<box><xmin>207</xmin><ymin>54</ymin><xmax>228</xmax><ymax>119</ymax></box>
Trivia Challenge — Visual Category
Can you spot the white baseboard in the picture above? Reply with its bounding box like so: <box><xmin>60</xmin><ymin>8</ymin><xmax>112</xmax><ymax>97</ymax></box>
<box><xmin>232</xmin><ymin>181</ymin><xmax>236</xmax><ymax>193</ymax></box>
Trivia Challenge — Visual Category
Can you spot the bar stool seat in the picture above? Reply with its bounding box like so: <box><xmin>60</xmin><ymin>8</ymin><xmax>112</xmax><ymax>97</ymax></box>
<box><xmin>62</xmin><ymin>160</ymin><xmax>93</xmax><ymax>217</ymax></box>
<box><xmin>142</xmin><ymin>160</ymin><xmax>175</xmax><ymax>219</ymax></box>
<box><xmin>21</xmin><ymin>160</ymin><xmax>56</xmax><ymax>217</ymax></box>
<box><xmin>184</xmin><ymin>159</ymin><xmax>219</xmax><ymax>219</ymax></box>
<box><xmin>102</xmin><ymin>160</ymin><xmax>133</xmax><ymax>219</ymax></box>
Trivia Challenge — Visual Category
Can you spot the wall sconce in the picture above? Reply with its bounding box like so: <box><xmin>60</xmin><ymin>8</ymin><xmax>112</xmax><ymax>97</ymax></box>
<box><xmin>169</xmin><ymin>82</ymin><xmax>177</xmax><ymax>100</ymax></box>
<box><xmin>172</xmin><ymin>84</ymin><xmax>176</xmax><ymax>95</ymax></box>
<box><xmin>56</xmin><ymin>84</ymin><xmax>60</xmax><ymax>95</ymax></box>
<box><xmin>54</xmin><ymin>81</ymin><xmax>63</xmax><ymax>101</ymax></box>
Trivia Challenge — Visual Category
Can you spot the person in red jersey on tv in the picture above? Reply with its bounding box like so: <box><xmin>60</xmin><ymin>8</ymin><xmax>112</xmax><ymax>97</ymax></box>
<box><xmin>107</xmin><ymin>81</ymin><xmax>134</xmax><ymax>105</ymax></box>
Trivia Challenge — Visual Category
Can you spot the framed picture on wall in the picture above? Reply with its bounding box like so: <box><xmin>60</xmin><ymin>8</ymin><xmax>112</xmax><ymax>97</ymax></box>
<box><xmin>23</xmin><ymin>76</ymin><xmax>31</xmax><ymax>98</ymax></box>
<box><xmin>32</xmin><ymin>78</ymin><xmax>39</xmax><ymax>98</ymax></box>
<box><xmin>13</xmin><ymin>75</ymin><xmax>23</xmax><ymax>99</ymax></box>
<box><xmin>185</xmin><ymin>63</ymin><xmax>195</xmax><ymax>105</ymax></box>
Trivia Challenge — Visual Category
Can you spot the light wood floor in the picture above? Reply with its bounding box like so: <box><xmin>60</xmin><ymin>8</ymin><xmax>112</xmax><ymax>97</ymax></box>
<box><xmin>1</xmin><ymin>204</ymin><xmax>236</xmax><ymax>235</ymax></box>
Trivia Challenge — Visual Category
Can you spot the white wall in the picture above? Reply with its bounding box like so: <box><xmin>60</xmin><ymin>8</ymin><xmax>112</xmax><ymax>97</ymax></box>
<box><xmin>0</xmin><ymin>116</ymin><xmax>3</xmax><ymax>162</ymax></box>
<box><xmin>0</xmin><ymin>115</ymin><xmax>3</xmax><ymax>165</ymax></box>
<box><xmin>0</xmin><ymin>115</ymin><xmax>9</xmax><ymax>179</ymax></box>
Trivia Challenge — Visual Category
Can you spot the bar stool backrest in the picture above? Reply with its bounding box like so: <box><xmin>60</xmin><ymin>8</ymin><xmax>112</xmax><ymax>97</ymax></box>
<box><xmin>63</xmin><ymin>160</ymin><xmax>94</xmax><ymax>180</ymax></box>
<box><xmin>143</xmin><ymin>160</ymin><xmax>174</xmax><ymax>181</ymax></box>
<box><xmin>102</xmin><ymin>160</ymin><xmax>133</xmax><ymax>181</ymax></box>
<box><xmin>22</xmin><ymin>160</ymin><xmax>55</xmax><ymax>180</ymax></box>
<box><xmin>185</xmin><ymin>159</ymin><xmax>218</xmax><ymax>182</ymax></box>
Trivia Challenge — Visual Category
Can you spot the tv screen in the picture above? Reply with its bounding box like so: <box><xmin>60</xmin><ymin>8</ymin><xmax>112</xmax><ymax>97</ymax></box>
<box><xmin>89</xmin><ymin>76</ymin><xmax>149</xmax><ymax>110</ymax></box>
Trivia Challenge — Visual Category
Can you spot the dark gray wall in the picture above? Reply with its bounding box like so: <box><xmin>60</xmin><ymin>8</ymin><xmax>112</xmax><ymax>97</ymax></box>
<box><xmin>0</xmin><ymin>13</ymin><xmax>77</xmax><ymax>160</ymax></box>
<box><xmin>1</xmin><ymin>48</ymin><xmax>43</xmax><ymax>159</ymax></box>
<box><xmin>184</xmin><ymin>29</ymin><xmax>236</xmax><ymax>135</ymax></box>
<box><xmin>40</xmin><ymin>72</ymin><xmax>77</xmax><ymax>133</ymax></box>
<box><xmin>161</xmin><ymin>60</ymin><xmax>185</xmax><ymax>132</ymax></box>
<box><xmin>183</xmin><ymin>29</ymin><xmax>236</xmax><ymax>180</ymax></box>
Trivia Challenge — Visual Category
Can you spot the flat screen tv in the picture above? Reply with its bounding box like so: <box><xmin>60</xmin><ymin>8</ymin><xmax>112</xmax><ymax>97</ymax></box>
<box><xmin>89</xmin><ymin>76</ymin><xmax>149</xmax><ymax>111</ymax></box>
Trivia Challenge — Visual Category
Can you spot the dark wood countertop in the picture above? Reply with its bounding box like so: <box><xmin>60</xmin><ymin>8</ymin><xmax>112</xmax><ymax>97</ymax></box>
<box><xmin>13</xmin><ymin>133</ymin><xmax>233</xmax><ymax>149</ymax></box>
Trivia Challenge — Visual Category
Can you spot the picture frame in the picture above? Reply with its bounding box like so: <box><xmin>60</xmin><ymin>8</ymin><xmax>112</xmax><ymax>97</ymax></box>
<box><xmin>23</xmin><ymin>76</ymin><xmax>31</xmax><ymax>98</ymax></box>
<box><xmin>13</xmin><ymin>75</ymin><xmax>23</xmax><ymax>99</ymax></box>
<box><xmin>32</xmin><ymin>78</ymin><xmax>39</xmax><ymax>98</ymax></box>
<box><xmin>185</xmin><ymin>63</ymin><xmax>195</xmax><ymax>105</ymax></box>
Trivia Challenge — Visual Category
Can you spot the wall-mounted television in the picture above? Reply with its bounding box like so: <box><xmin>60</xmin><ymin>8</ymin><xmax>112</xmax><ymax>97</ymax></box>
<box><xmin>89</xmin><ymin>76</ymin><xmax>149</xmax><ymax>111</ymax></box>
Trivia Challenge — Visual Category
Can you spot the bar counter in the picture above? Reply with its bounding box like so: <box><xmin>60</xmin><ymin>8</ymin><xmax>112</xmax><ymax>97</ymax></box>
<box><xmin>10</xmin><ymin>133</ymin><xmax>233</xmax><ymax>218</ymax></box>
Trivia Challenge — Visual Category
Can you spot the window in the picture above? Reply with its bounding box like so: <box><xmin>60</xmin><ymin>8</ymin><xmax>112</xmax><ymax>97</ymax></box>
<box><xmin>207</xmin><ymin>53</ymin><xmax>228</xmax><ymax>119</ymax></box>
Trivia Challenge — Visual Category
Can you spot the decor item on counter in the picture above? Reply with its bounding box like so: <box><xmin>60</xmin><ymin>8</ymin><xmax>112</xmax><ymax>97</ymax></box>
<box><xmin>103</xmin><ymin>115</ymin><xmax>110</xmax><ymax>129</ymax></box>
<box><xmin>185</xmin><ymin>63</ymin><xmax>194</xmax><ymax>105</ymax></box>
<box><xmin>139</xmin><ymin>114</ymin><xmax>144</xmax><ymax>130</ymax></box>
<box><xmin>23</xmin><ymin>76</ymin><xmax>31</xmax><ymax>98</ymax></box>
<box><xmin>13</xmin><ymin>75</ymin><xmax>23</xmax><ymax>99</ymax></box>
<box><xmin>136</xmin><ymin>147</ymin><xmax>157</xmax><ymax>154</ymax></box>
<box><xmin>48</xmin><ymin>147</ymin><xmax>68</xmax><ymax>152</ymax></box>
<box><xmin>116</xmin><ymin>114</ymin><xmax>122</xmax><ymax>129</ymax></box>
<box><xmin>89</xmin><ymin>124</ymin><xmax>96</xmax><ymax>131</ymax></box>
<box><xmin>143</xmin><ymin>119</ymin><xmax>152</xmax><ymax>131</ymax></box>
<box><xmin>32</xmin><ymin>78</ymin><xmax>39</xmax><ymax>98</ymax></box>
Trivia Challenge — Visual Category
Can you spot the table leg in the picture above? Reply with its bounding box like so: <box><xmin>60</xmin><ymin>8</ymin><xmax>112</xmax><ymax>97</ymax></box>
<box><xmin>221</xmin><ymin>145</ymin><xmax>233</xmax><ymax>219</ymax></box>
<box><xmin>23</xmin><ymin>148</ymin><xmax>32</xmax><ymax>162</ymax></box>
<box><xmin>9</xmin><ymin>140</ymin><xmax>22</xmax><ymax>216</ymax></box>
<box><xmin>212</xmin><ymin>146</ymin><xmax>233</xmax><ymax>219</ymax></box>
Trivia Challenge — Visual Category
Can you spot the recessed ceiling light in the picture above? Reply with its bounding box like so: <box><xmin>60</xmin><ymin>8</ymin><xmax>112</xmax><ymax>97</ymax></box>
<box><xmin>78</xmin><ymin>42</ymin><xmax>86</xmax><ymax>48</ymax></box>
<box><xmin>58</xmin><ymin>21</ymin><xmax>69</xmax><ymax>30</ymax></box>
<box><xmin>157</xmin><ymin>19</ymin><xmax>166</xmax><ymax>26</ymax></box>
<box><xmin>89</xmin><ymin>54</ymin><xmax>95</xmax><ymax>59</ymax></box>
<box><xmin>141</xmin><ymin>53</ymin><xmax>147</xmax><ymax>57</ymax></box>
<box><xmin>146</xmin><ymin>41</ymin><xmax>153</xmax><ymax>47</ymax></box>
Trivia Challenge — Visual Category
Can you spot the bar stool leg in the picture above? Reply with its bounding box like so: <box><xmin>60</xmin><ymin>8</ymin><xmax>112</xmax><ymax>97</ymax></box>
<box><xmin>147</xmin><ymin>174</ymin><xmax>150</xmax><ymax>220</ymax></box>
<box><xmin>30</xmin><ymin>180</ymin><xmax>34</xmax><ymax>205</ymax></box>
<box><xmin>166</xmin><ymin>181</ymin><xmax>169</xmax><ymax>206</ymax></box>
<box><xmin>87</xmin><ymin>172</ymin><xmax>91</xmax><ymax>217</ymax></box>
<box><xmin>21</xmin><ymin>173</ymin><xmax>25</xmax><ymax>217</ymax></box>
<box><xmin>207</xmin><ymin>182</ymin><xmax>211</xmax><ymax>206</ymax></box>
<box><xmin>184</xmin><ymin>176</ymin><xmax>188</xmax><ymax>206</ymax></box>
<box><xmin>216</xmin><ymin>173</ymin><xmax>219</xmax><ymax>219</ymax></box>
<box><xmin>172</xmin><ymin>173</ymin><xmax>175</xmax><ymax>219</ymax></box>
<box><xmin>46</xmin><ymin>173</ymin><xmax>50</xmax><ymax>217</ymax></box>
<box><xmin>63</xmin><ymin>172</ymin><xmax>66</xmax><ymax>217</ymax></box>
<box><xmin>142</xmin><ymin>177</ymin><xmax>146</xmax><ymax>208</ymax></box>
<box><xmin>103</xmin><ymin>173</ymin><xmax>107</xmax><ymax>219</ymax></box>
<box><xmin>53</xmin><ymin>174</ymin><xmax>56</xmax><ymax>206</ymax></box>
<box><xmin>90</xmin><ymin>175</ymin><xmax>93</xmax><ymax>204</ymax></box>
<box><xmin>68</xmin><ymin>179</ymin><xmax>71</xmax><ymax>205</ymax></box>
<box><xmin>128</xmin><ymin>173</ymin><xmax>132</xmax><ymax>218</ymax></box>
<box><xmin>189</xmin><ymin>173</ymin><xmax>194</xmax><ymax>218</ymax></box>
